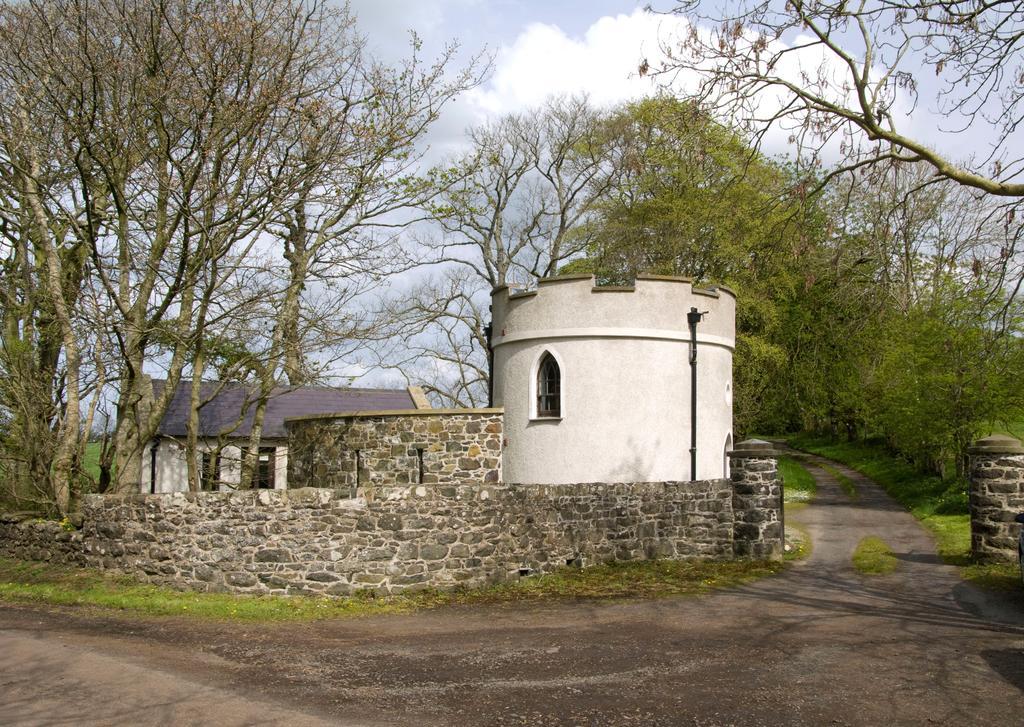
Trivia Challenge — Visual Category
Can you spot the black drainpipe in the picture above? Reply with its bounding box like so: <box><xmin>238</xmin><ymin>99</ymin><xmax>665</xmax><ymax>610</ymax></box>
<box><xmin>687</xmin><ymin>307</ymin><xmax>706</xmax><ymax>481</ymax></box>
<box><xmin>485</xmin><ymin>318</ymin><xmax>494</xmax><ymax>408</ymax></box>
<box><xmin>149</xmin><ymin>438</ymin><xmax>159</xmax><ymax>494</ymax></box>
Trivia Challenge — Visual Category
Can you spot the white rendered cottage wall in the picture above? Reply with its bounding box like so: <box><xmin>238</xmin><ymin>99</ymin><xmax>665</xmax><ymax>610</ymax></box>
<box><xmin>491</xmin><ymin>274</ymin><xmax>735</xmax><ymax>483</ymax></box>
<box><xmin>138</xmin><ymin>439</ymin><xmax>288</xmax><ymax>493</ymax></box>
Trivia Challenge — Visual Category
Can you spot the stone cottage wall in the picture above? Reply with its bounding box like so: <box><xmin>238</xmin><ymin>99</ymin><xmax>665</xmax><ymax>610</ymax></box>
<box><xmin>286</xmin><ymin>410</ymin><xmax>503</xmax><ymax>492</ymax></box>
<box><xmin>1</xmin><ymin>479</ymin><xmax>736</xmax><ymax>595</ymax></box>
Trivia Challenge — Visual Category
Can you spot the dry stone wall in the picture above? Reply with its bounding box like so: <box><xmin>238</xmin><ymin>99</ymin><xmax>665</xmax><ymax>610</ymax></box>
<box><xmin>0</xmin><ymin>479</ymin><xmax>739</xmax><ymax>595</ymax></box>
<box><xmin>0</xmin><ymin>430</ymin><xmax>786</xmax><ymax>596</ymax></box>
<box><xmin>286</xmin><ymin>410</ymin><xmax>503</xmax><ymax>492</ymax></box>
<box><xmin>0</xmin><ymin>514</ymin><xmax>84</xmax><ymax>566</ymax></box>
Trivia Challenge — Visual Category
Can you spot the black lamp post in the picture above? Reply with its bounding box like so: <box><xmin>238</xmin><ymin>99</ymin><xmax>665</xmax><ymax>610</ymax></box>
<box><xmin>687</xmin><ymin>306</ymin><xmax>706</xmax><ymax>481</ymax></box>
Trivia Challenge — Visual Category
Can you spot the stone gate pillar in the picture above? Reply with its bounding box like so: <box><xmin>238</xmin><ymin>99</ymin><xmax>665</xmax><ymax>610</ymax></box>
<box><xmin>728</xmin><ymin>439</ymin><xmax>784</xmax><ymax>560</ymax></box>
<box><xmin>968</xmin><ymin>434</ymin><xmax>1024</xmax><ymax>563</ymax></box>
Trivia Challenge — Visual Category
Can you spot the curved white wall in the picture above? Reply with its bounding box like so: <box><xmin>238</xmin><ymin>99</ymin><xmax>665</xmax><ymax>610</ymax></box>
<box><xmin>491</xmin><ymin>275</ymin><xmax>735</xmax><ymax>484</ymax></box>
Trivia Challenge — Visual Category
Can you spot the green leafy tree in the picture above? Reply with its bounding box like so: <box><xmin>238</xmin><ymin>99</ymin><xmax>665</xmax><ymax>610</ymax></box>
<box><xmin>567</xmin><ymin>96</ymin><xmax>828</xmax><ymax>435</ymax></box>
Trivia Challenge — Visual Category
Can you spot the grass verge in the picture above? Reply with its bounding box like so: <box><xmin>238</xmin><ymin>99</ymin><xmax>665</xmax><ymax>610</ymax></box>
<box><xmin>788</xmin><ymin>434</ymin><xmax>1019</xmax><ymax>590</ymax></box>
<box><xmin>0</xmin><ymin>556</ymin><xmax>785</xmax><ymax>622</ymax></box>
<box><xmin>852</xmin><ymin>536</ymin><xmax>897</xmax><ymax>575</ymax></box>
<box><xmin>779</xmin><ymin>456</ymin><xmax>816</xmax><ymax>504</ymax></box>
<box><xmin>83</xmin><ymin>441</ymin><xmax>103</xmax><ymax>482</ymax></box>
<box><xmin>778</xmin><ymin>456</ymin><xmax>814</xmax><ymax>561</ymax></box>
<box><xmin>783</xmin><ymin>522</ymin><xmax>811</xmax><ymax>561</ymax></box>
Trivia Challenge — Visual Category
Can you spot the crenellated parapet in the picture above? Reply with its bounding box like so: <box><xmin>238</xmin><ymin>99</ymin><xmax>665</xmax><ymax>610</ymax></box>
<box><xmin>491</xmin><ymin>274</ymin><xmax>736</xmax><ymax>353</ymax></box>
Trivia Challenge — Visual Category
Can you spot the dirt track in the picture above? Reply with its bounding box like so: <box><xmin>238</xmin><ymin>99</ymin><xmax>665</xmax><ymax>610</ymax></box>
<box><xmin>2</xmin><ymin>452</ymin><xmax>1024</xmax><ymax>726</ymax></box>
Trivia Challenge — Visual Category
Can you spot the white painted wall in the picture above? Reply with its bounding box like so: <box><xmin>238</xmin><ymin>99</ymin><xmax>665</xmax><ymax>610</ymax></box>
<box><xmin>491</xmin><ymin>275</ymin><xmax>735</xmax><ymax>483</ymax></box>
<box><xmin>138</xmin><ymin>439</ymin><xmax>288</xmax><ymax>493</ymax></box>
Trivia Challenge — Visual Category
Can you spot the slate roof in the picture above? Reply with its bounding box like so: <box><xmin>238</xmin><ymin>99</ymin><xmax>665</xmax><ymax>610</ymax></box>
<box><xmin>152</xmin><ymin>380</ymin><xmax>417</xmax><ymax>439</ymax></box>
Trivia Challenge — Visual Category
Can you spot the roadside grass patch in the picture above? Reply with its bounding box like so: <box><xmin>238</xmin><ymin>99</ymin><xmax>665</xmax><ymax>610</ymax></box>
<box><xmin>783</xmin><ymin>522</ymin><xmax>811</xmax><ymax>561</ymax></box>
<box><xmin>779</xmin><ymin>456</ymin><xmax>816</xmax><ymax>504</ymax></box>
<box><xmin>450</xmin><ymin>559</ymin><xmax>785</xmax><ymax>603</ymax></box>
<box><xmin>0</xmin><ymin>556</ymin><xmax>785</xmax><ymax>621</ymax></box>
<box><xmin>852</xmin><ymin>536</ymin><xmax>897</xmax><ymax>575</ymax></box>
<box><xmin>789</xmin><ymin>434</ymin><xmax>1019</xmax><ymax>589</ymax></box>
<box><xmin>0</xmin><ymin>558</ymin><xmax>402</xmax><ymax>620</ymax></box>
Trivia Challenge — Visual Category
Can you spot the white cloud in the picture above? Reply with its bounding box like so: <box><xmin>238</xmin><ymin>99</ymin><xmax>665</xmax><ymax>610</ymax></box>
<box><xmin>467</xmin><ymin>9</ymin><xmax>688</xmax><ymax>118</ymax></box>
<box><xmin>352</xmin><ymin>3</ymin><xmax>942</xmax><ymax>168</ymax></box>
<box><xmin>462</xmin><ymin>11</ymin><xmax>933</xmax><ymax>165</ymax></box>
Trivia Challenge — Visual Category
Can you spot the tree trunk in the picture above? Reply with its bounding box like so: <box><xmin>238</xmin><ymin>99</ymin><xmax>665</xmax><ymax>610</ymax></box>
<box><xmin>22</xmin><ymin>116</ymin><xmax>80</xmax><ymax>516</ymax></box>
<box><xmin>185</xmin><ymin>350</ymin><xmax>205</xmax><ymax>492</ymax></box>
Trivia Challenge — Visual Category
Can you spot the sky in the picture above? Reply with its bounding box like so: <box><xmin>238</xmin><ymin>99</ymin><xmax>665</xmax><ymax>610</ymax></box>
<box><xmin>346</xmin><ymin>0</ymin><xmax>1001</xmax><ymax>170</ymax></box>
<box><xmin>349</xmin><ymin>1</ymin><xmax>684</xmax><ymax>155</ymax></box>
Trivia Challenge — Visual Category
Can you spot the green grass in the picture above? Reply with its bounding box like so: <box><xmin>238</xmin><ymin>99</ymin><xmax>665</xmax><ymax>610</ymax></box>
<box><xmin>0</xmin><ymin>556</ymin><xmax>785</xmax><ymax>622</ymax></box>
<box><xmin>852</xmin><ymin>536</ymin><xmax>898</xmax><ymax>575</ymax></box>
<box><xmin>788</xmin><ymin>433</ymin><xmax>1018</xmax><ymax>589</ymax></box>
<box><xmin>779</xmin><ymin>456</ymin><xmax>816</xmax><ymax>504</ymax></box>
<box><xmin>774</xmin><ymin>457</ymin><xmax>815</xmax><ymax>560</ymax></box>
<box><xmin>83</xmin><ymin>441</ymin><xmax>103</xmax><ymax>483</ymax></box>
<box><xmin>783</xmin><ymin>522</ymin><xmax>811</xmax><ymax>561</ymax></box>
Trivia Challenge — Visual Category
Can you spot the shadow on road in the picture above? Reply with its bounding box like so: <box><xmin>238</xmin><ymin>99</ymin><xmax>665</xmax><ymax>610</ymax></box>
<box><xmin>981</xmin><ymin>648</ymin><xmax>1024</xmax><ymax>694</ymax></box>
<box><xmin>892</xmin><ymin>552</ymin><xmax>946</xmax><ymax>566</ymax></box>
<box><xmin>721</xmin><ymin>566</ymin><xmax>1024</xmax><ymax>640</ymax></box>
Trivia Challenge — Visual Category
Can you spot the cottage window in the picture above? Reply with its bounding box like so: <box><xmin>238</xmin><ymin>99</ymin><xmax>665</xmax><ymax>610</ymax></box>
<box><xmin>256</xmin><ymin>447</ymin><xmax>276</xmax><ymax>489</ymax></box>
<box><xmin>536</xmin><ymin>352</ymin><xmax>561</xmax><ymax>418</ymax></box>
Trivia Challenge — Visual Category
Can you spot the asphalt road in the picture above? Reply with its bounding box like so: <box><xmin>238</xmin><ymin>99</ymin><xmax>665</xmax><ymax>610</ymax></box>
<box><xmin>2</xmin><ymin>452</ymin><xmax>1023</xmax><ymax>726</ymax></box>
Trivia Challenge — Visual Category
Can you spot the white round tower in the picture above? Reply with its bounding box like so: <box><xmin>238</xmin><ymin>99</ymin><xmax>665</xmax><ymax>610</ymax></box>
<box><xmin>490</xmin><ymin>274</ymin><xmax>736</xmax><ymax>484</ymax></box>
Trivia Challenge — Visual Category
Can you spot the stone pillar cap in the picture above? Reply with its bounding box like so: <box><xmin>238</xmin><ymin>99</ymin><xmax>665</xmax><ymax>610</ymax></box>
<box><xmin>968</xmin><ymin>434</ymin><xmax>1024</xmax><ymax>455</ymax></box>
<box><xmin>728</xmin><ymin>438</ymin><xmax>782</xmax><ymax>458</ymax></box>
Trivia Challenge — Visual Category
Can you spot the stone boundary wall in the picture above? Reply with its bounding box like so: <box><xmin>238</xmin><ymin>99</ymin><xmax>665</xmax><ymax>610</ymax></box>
<box><xmin>286</xmin><ymin>410</ymin><xmax>502</xmax><ymax>492</ymax></box>
<box><xmin>0</xmin><ymin>441</ymin><xmax>783</xmax><ymax>596</ymax></box>
<box><xmin>0</xmin><ymin>514</ymin><xmax>85</xmax><ymax>566</ymax></box>
<box><xmin>1</xmin><ymin>479</ymin><xmax>740</xmax><ymax>595</ymax></box>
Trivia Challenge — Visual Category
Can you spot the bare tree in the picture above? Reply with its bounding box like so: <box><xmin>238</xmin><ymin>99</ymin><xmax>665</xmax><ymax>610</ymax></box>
<box><xmin>0</xmin><ymin>0</ymin><xmax>484</xmax><ymax>506</ymax></box>
<box><xmin>658</xmin><ymin>2</ymin><xmax>1024</xmax><ymax>197</ymax></box>
<box><xmin>379</xmin><ymin>269</ymin><xmax>492</xmax><ymax>407</ymax></box>
<box><xmin>381</xmin><ymin>96</ymin><xmax>614</xmax><ymax>404</ymax></box>
<box><xmin>231</xmin><ymin>24</ymin><xmax>485</xmax><ymax>489</ymax></box>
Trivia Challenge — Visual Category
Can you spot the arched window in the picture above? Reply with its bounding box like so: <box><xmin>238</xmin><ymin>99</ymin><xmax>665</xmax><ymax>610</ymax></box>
<box><xmin>536</xmin><ymin>352</ymin><xmax>561</xmax><ymax>417</ymax></box>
